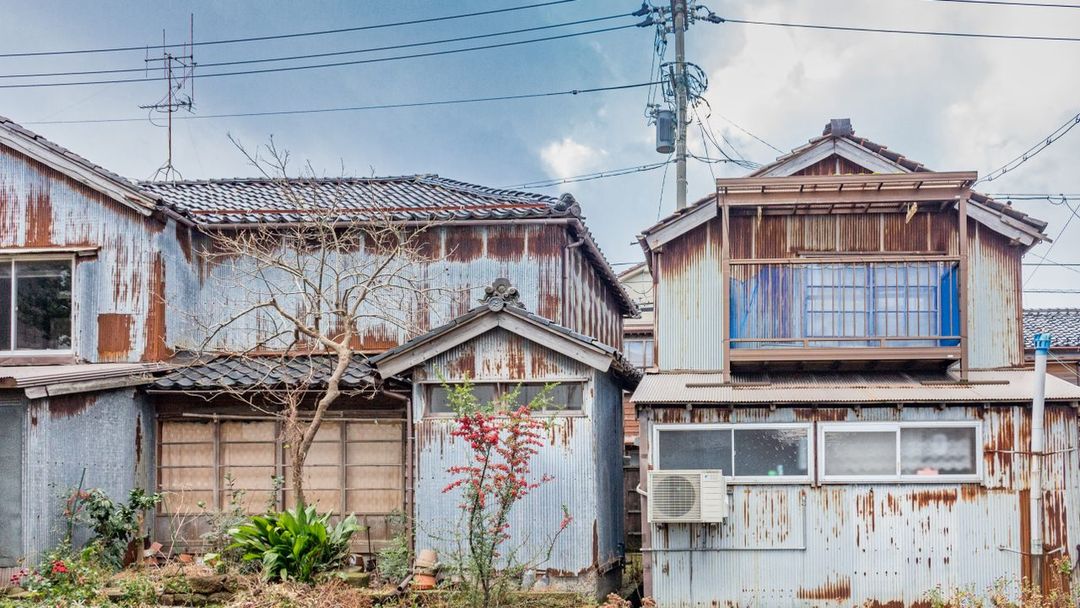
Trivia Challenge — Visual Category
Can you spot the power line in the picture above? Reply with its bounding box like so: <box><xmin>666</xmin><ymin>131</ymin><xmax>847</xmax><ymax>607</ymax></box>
<box><xmin>987</xmin><ymin>193</ymin><xmax>1080</xmax><ymax>200</ymax></box>
<box><xmin>1025</xmin><ymin>289</ymin><xmax>1080</xmax><ymax>293</ymax></box>
<box><xmin>0</xmin><ymin>23</ymin><xmax>636</xmax><ymax>90</ymax></box>
<box><xmin>0</xmin><ymin>0</ymin><xmax>578</xmax><ymax>59</ymax></box>
<box><xmin>926</xmin><ymin>0</ymin><xmax>1080</xmax><ymax>7</ymax></box>
<box><xmin>713</xmin><ymin>113</ymin><xmax>784</xmax><ymax>154</ymax></box>
<box><xmin>503</xmin><ymin>159</ymin><xmax>674</xmax><ymax>189</ymax></box>
<box><xmin>21</xmin><ymin>81</ymin><xmax>660</xmax><ymax>125</ymax></box>
<box><xmin>711</xmin><ymin>15</ymin><xmax>1080</xmax><ymax>42</ymax></box>
<box><xmin>976</xmin><ymin>111</ymin><xmax>1080</xmax><ymax>184</ymax></box>
<box><xmin>1024</xmin><ymin>198</ymin><xmax>1079</xmax><ymax>286</ymax></box>
<box><xmin>0</xmin><ymin>13</ymin><xmax>631</xmax><ymax>81</ymax></box>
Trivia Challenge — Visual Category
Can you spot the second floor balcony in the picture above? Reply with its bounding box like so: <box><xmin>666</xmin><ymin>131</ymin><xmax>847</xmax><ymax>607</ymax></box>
<box><xmin>728</xmin><ymin>258</ymin><xmax>962</xmax><ymax>368</ymax></box>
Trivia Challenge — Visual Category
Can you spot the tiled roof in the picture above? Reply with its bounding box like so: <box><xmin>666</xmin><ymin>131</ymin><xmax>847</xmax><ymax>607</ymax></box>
<box><xmin>370</xmin><ymin>303</ymin><xmax>643</xmax><ymax>388</ymax></box>
<box><xmin>1024</xmin><ymin>308</ymin><xmax>1080</xmax><ymax>349</ymax></box>
<box><xmin>152</xmin><ymin>354</ymin><xmax>375</xmax><ymax>391</ymax></box>
<box><xmin>141</xmin><ymin>175</ymin><xmax>573</xmax><ymax>225</ymax></box>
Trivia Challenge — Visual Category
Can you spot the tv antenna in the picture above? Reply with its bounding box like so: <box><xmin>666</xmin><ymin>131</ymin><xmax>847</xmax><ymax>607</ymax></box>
<box><xmin>141</xmin><ymin>14</ymin><xmax>195</xmax><ymax>182</ymax></box>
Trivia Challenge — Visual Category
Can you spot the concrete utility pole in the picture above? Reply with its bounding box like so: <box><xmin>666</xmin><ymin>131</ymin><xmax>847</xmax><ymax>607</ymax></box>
<box><xmin>1030</xmin><ymin>332</ymin><xmax>1051</xmax><ymax>590</ymax></box>
<box><xmin>671</xmin><ymin>0</ymin><xmax>688</xmax><ymax>210</ymax></box>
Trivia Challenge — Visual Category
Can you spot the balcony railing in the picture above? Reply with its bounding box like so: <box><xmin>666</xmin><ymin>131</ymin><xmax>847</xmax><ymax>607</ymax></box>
<box><xmin>728</xmin><ymin>260</ymin><xmax>961</xmax><ymax>362</ymax></box>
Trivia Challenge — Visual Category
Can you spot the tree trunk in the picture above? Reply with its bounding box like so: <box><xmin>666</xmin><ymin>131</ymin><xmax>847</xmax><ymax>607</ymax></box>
<box><xmin>290</xmin><ymin>446</ymin><xmax>306</xmax><ymax>508</ymax></box>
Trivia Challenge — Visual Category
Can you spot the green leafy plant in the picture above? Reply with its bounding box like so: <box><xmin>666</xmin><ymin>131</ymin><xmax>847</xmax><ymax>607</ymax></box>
<box><xmin>10</xmin><ymin>543</ymin><xmax>108</xmax><ymax>604</ymax></box>
<box><xmin>228</xmin><ymin>505</ymin><xmax>361</xmax><ymax>583</ymax></box>
<box><xmin>68</xmin><ymin>487</ymin><xmax>162</xmax><ymax>570</ymax></box>
<box><xmin>119</xmin><ymin>572</ymin><xmax>158</xmax><ymax>605</ymax></box>
<box><xmin>376</xmin><ymin>510</ymin><xmax>411</xmax><ymax>583</ymax></box>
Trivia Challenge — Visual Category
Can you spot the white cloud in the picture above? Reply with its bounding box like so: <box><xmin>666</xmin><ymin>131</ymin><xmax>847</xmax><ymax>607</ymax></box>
<box><xmin>539</xmin><ymin>137</ymin><xmax>607</xmax><ymax>179</ymax></box>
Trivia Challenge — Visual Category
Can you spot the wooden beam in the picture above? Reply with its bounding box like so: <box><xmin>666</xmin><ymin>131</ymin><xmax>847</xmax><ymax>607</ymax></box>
<box><xmin>717</xmin><ymin>171</ymin><xmax>977</xmax><ymax>190</ymax></box>
<box><xmin>720</xmin><ymin>190</ymin><xmax>731</xmax><ymax>384</ymax></box>
<box><xmin>718</xmin><ymin>188</ymin><xmax>971</xmax><ymax>208</ymax></box>
<box><xmin>643</xmin><ymin>198</ymin><xmax>717</xmax><ymax>250</ymax></box>
<box><xmin>959</xmin><ymin>192</ymin><xmax>970</xmax><ymax>380</ymax></box>
<box><xmin>727</xmin><ymin>346</ymin><xmax>962</xmax><ymax>363</ymax></box>
<box><xmin>374</xmin><ymin>314</ymin><xmax>499</xmax><ymax>377</ymax></box>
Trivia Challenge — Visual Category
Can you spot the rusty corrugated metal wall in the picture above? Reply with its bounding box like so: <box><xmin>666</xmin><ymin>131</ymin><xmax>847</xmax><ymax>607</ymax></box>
<box><xmin>183</xmin><ymin>222</ymin><xmax>624</xmax><ymax>354</ymax></box>
<box><xmin>411</xmin><ymin>327</ymin><xmax>623</xmax><ymax>595</ymax></box>
<box><xmin>655</xmin><ymin>220</ymin><xmax>723</xmax><ymax>371</ymax></box>
<box><xmin>640</xmin><ymin>404</ymin><xmax>1080</xmax><ymax>607</ymax></box>
<box><xmin>17</xmin><ymin>388</ymin><xmax>156</xmax><ymax>564</ymax></box>
<box><xmin>0</xmin><ymin>143</ymin><xmax>192</xmax><ymax>363</ymax></box>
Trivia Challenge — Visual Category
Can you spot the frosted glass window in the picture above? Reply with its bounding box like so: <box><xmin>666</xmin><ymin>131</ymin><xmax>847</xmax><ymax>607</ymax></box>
<box><xmin>733</xmin><ymin>427</ymin><xmax>809</xmax><ymax>477</ymax></box>
<box><xmin>823</xmin><ymin>431</ymin><xmax>896</xmax><ymax>476</ymax></box>
<box><xmin>901</xmin><ymin>427</ymin><xmax>977</xmax><ymax>476</ymax></box>
<box><xmin>657</xmin><ymin>429</ymin><xmax>732</xmax><ymax>473</ymax></box>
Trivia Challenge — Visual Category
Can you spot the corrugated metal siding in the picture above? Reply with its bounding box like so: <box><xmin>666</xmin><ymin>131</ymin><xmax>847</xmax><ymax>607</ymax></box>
<box><xmin>22</xmin><ymin>388</ymin><xmax>155</xmax><ymax>564</ymax></box>
<box><xmin>656</xmin><ymin>221</ymin><xmax>723</xmax><ymax>370</ymax></box>
<box><xmin>0</xmin><ymin>143</ymin><xmax>185</xmax><ymax>362</ymax></box>
<box><xmin>187</xmin><ymin>223</ymin><xmax>624</xmax><ymax>354</ymax></box>
<box><xmin>642</xmin><ymin>405</ymin><xmax>1080</xmax><ymax>607</ymax></box>
<box><xmin>0</xmin><ymin>392</ymin><xmax>25</xmax><ymax>568</ymax></box>
<box><xmin>968</xmin><ymin>222</ymin><xmax>1024</xmax><ymax>369</ymax></box>
<box><xmin>412</xmin><ymin>328</ymin><xmax>621</xmax><ymax>592</ymax></box>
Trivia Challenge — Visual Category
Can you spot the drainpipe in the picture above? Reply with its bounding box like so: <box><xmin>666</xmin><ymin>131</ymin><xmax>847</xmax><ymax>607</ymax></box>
<box><xmin>1030</xmin><ymin>332</ymin><xmax>1051</xmax><ymax>590</ymax></box>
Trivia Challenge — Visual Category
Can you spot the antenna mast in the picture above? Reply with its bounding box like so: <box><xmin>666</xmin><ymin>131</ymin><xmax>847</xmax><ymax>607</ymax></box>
<box><xmin>142</xmin><ymin>14</ymin><xmax>195</xmax><ymax>182</ymax></box>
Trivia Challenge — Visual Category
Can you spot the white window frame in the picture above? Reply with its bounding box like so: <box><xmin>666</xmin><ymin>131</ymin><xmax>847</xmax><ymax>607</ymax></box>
<box><xmin>0</xmin><ymin>255</ymin><xmax>76</xmax><ymax>356</ymax></box>
<box><xmin>652</xmin><ymin>422</ymin><xmax>814</xmax><ymax>484</ymax></box>
<box><xmin>818</xmin><ymin>420</ymin><xmax>983</xmax><ymax>484</ymax></box>
<box><xmin>420</xmin><ymin>377</ymin><xmax>590</xmax><ymax>418</ymax></box>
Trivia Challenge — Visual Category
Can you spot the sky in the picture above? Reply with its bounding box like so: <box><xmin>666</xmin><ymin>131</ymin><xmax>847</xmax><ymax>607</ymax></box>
<box><xmin>1</xmin><ymin>0</ymin><xmax>1079</xmax><ymax>308</ymax></box>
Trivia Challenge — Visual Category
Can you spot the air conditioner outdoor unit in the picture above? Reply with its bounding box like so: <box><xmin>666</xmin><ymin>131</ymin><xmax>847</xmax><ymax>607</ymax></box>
<box><xmin>648</xmin><ymin>470</ymin><xmax>728</xmax><ymax>524</ymax></box>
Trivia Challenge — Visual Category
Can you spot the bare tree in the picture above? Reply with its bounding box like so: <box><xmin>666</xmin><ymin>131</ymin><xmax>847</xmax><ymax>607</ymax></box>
<box><xmin>181</xmin><ymin>138</ymin><xmax>444</xmax><ymax>508</ymax></box>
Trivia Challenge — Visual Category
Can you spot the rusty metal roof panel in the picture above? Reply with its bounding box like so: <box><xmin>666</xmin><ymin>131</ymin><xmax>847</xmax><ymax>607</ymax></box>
<box><xmin>0</xmin><ymin>363</ymin><xmax>170</xmax><ymax>388</ymax></box>
<box><xmin>1024</xmin><ymin>308</ymin><xmax>1080</xmax><ymax>348</ymax></box>
<box><xmin>631</xmin><ymin>369</ymin><xmax>1080</xmax><ymax>404</ymax></box>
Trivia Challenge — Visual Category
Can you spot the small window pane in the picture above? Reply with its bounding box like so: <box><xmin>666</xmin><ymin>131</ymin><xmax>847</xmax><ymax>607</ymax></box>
<box><xmin>824</xmin><ymin>430</ymin><xmax>896</xmax><ymax>476</ymax></box>
<box><xmin>733</xmin><ymin>427</ymin><xmax>809</xmax><ymax>477</ymax></box>
<box><xmin>428</xmin><ymin>383</ymin><xmax>497</xmax><ymax>414</ymax></box>
<box><xmin>901</xmin><ymin>427</ymin><xmax>977</xmax><ymax>476</ymax></box>
<box><xmin>516</xmin><ymin>383</ymin><xmax>582</xmax><ymax>411</ymax></box>
<box><xmin>15</xmin><ymin>260</ymin><xmax>71</xmax><ymax>350</ymax></box>
<box><xmin>657</xmin><ymin>429</ymin><xmax>732</xmax><ymax>473</ymax></box>
<box><xmin>0</xmin><ymin>264</ymin><xmax>10</xmax><ymax>350</ymax></box>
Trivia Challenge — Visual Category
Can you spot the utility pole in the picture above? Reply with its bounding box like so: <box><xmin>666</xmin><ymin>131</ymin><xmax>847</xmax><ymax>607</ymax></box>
<box><xmin>671</xmin><ymin>0</ymin><xmax>689</xmax><ymax>210</ymax></box>
<box><xmin>1030</xmin><ymin>331</ymin><xmax>1051</xmax><ymax>590</ymax></box>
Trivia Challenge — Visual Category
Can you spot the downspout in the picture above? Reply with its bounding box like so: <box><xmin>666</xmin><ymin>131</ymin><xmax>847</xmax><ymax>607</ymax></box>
<box><xmin>561</xmin><ymin>236</ymin><xmax>585</xmax><ymax>326</ymax></box>
<box><xmin>1030</xmin><ymin>332</ymin><xmax>1051</xmax><ymax>590</ymax></box>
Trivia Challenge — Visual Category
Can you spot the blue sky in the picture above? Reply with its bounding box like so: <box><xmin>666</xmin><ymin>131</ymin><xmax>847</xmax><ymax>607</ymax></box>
<box><xmin>2</xmin><ymin>0</ymin><xmax>1079</xmax><ymax>307</ymax></box>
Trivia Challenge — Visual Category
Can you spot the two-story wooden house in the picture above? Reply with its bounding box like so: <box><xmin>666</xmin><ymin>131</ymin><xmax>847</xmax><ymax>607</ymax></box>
<box><xmin>631</xmin><ymin>119</ymin><xmax>1080</xmax><ymax>606</ymax></box>
<box><xmin>0</xmin><ymin>115</ymin><xmax>637</xmax><ymax>595</ymax></box>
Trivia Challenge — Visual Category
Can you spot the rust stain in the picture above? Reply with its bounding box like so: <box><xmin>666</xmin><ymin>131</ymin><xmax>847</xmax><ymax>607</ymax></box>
<box><xmin>794</xmin><ymin>407</ymin><xmax>847</xmax><ymax>422</ymax></box>
<box><xmin>796</xmin><ymin>576</ymin><xmax>851</xmax><ymax>600</ymax></box>
<box><xmin>1019</xmin><ymin>488</ymin><xmax>1031</xmax><ymax>582</ymax></box>
<box><xmin>910</xmin><ymin>489</ymin><xmax>958</xmax><ymax>509</ymax></box>
<box><xmin>444</xmin><ymin>230</ymin><xmax>483</xmax><ymax>262</ymax></box>
<box><xmin>486</xmin><ymin>225</ymin><xmax>527</xmax><ymax>261</ymax></box>
<box><xmin>857</xmin><ymin>489</ymin><xmax>876</xmax><ymax>532</ymax></box>
<box><xmin>591</xmin><ymin>519</ymin><xmax>599</xmax><ymax>567</ymax></box>
<box><xmin>862</xmin><ymin>601</ymin><xmax>904</xmax><ymax>608</ymax></box>
<box><xmin>48</xmin><ymin>394</ymin><xmax>92</xmax><ymax>419</ymax></box>
<box><xmin>96</xmin><ymin>313</ymin><xmax>133</xmax><ymax>361</ymax></box>
<box><xmin>142</xmin><ymin>254</ymin><xmax>172</xmax><ymax>361</ymax></box>
<box><xmin>25</xmin><ymin>186</ymin><xmax>53</xmax><ymax>247</ymax></box>
<box><xmin>175</xmin><ymin>224</ymin><xmax>193</xmax><ymax>263</ymax></box>
<box><xmin>447</xmin><ymin>343</ymin><xmax>477</xmax><ymax>379</ymax></box>
<box><xmin>358</xmin><ymin>326</ymin><xmax>400</xmax><ymax>351</ymax></box>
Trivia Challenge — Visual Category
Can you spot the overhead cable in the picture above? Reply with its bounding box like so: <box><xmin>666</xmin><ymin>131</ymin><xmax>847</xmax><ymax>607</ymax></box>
<box><xmin>503</xmin><ymin>160</ymin><xmax>674</xmax><ymax>189</ymax></box>
<box><xmin>0</xmin><ymin>0</ymin><xmax>578</xmax><ymax>58</ymax></box>
<box><xmin>22</xmin><ymin>81</ymin><xmax>660</xmax><ymax>125</ymax></box>
<box><xmin>0</xmin><ymin>13</ymin><xmax>632</xmax><ymax>81</ymax></box>
<box><xmin>0</xmin><ymin>23</ymin><xmax>636</xmax><ymax>89</ymax></box>
<box><xmin>977</xmin><ymin>111</ymin><xmax>1080</xmax><ymax>183</ymax></box>
<box><xmin>710</xmin><ymin>15</ymin><xmax>1080</xmax><ymax>42</ymax></box>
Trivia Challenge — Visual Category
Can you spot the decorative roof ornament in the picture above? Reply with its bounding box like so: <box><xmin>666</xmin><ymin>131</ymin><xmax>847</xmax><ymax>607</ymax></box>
<box><xmin>481</xmin><ymin>278</ymin><xmax>524</xmax><ymax>312</ymax></box>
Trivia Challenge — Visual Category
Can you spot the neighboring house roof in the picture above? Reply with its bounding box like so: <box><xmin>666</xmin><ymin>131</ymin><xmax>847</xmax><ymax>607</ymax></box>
<box><xmin>639</xmin><ymin>119</ymin><xmax>1048</xmax><ymax>252</ymax></box>
<box><xmin>0</xmin><ymin>115</ymin><xmax>159</xmax><ymax>215</ymax></box>
<box><xmin>151</xmin><ymin>354</ymin><xmax>376</xmax><ymax>391</ymax></box>
<box><xmin>0</xmin><ymin>363</ymin><xmax>170</xmax><ymax>399</ymax></box>
<box><xmin>1024</xmin><ymin>308</ymin><xmax>1080</xmax><ymax>350</ymax></box>
<box><xmin>143</xmin><ymin>176</ymin><xmax>637</xmax><ymax>317</ymax></box>
<box><xmin>631</xmin><ymin>369</ymin><xmax>1080</xmax><ymax>405</ymax></box>
<box><xmin>370</xmin><ymin>284</ymin><xmax>642</xmax><ymax>389</ymax></box>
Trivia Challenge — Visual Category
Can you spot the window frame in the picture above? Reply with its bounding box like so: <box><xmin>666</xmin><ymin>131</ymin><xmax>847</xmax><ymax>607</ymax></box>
<box><xmin>652</xmin><ymin>422</ymin><xmax>814</xmax><ymax>484</ymax></box>
<box><xmin>624</xmin><ymin>337</ymin><xmax>655</xmax><ymax>370</ymax></box>
<box><xmin>0</xmin><ymin>254</ymin><xmax>76</xmax><ymax>356</ymax></box>
<box><xmin>817</xmin><ymin>420</ymin><xmax>983</xmax><ymax>484</ymax></box>
<box><xmin>420</xmin><ymin>377</ymin><xmax>590</xmax><ymax>418</ymax></box>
